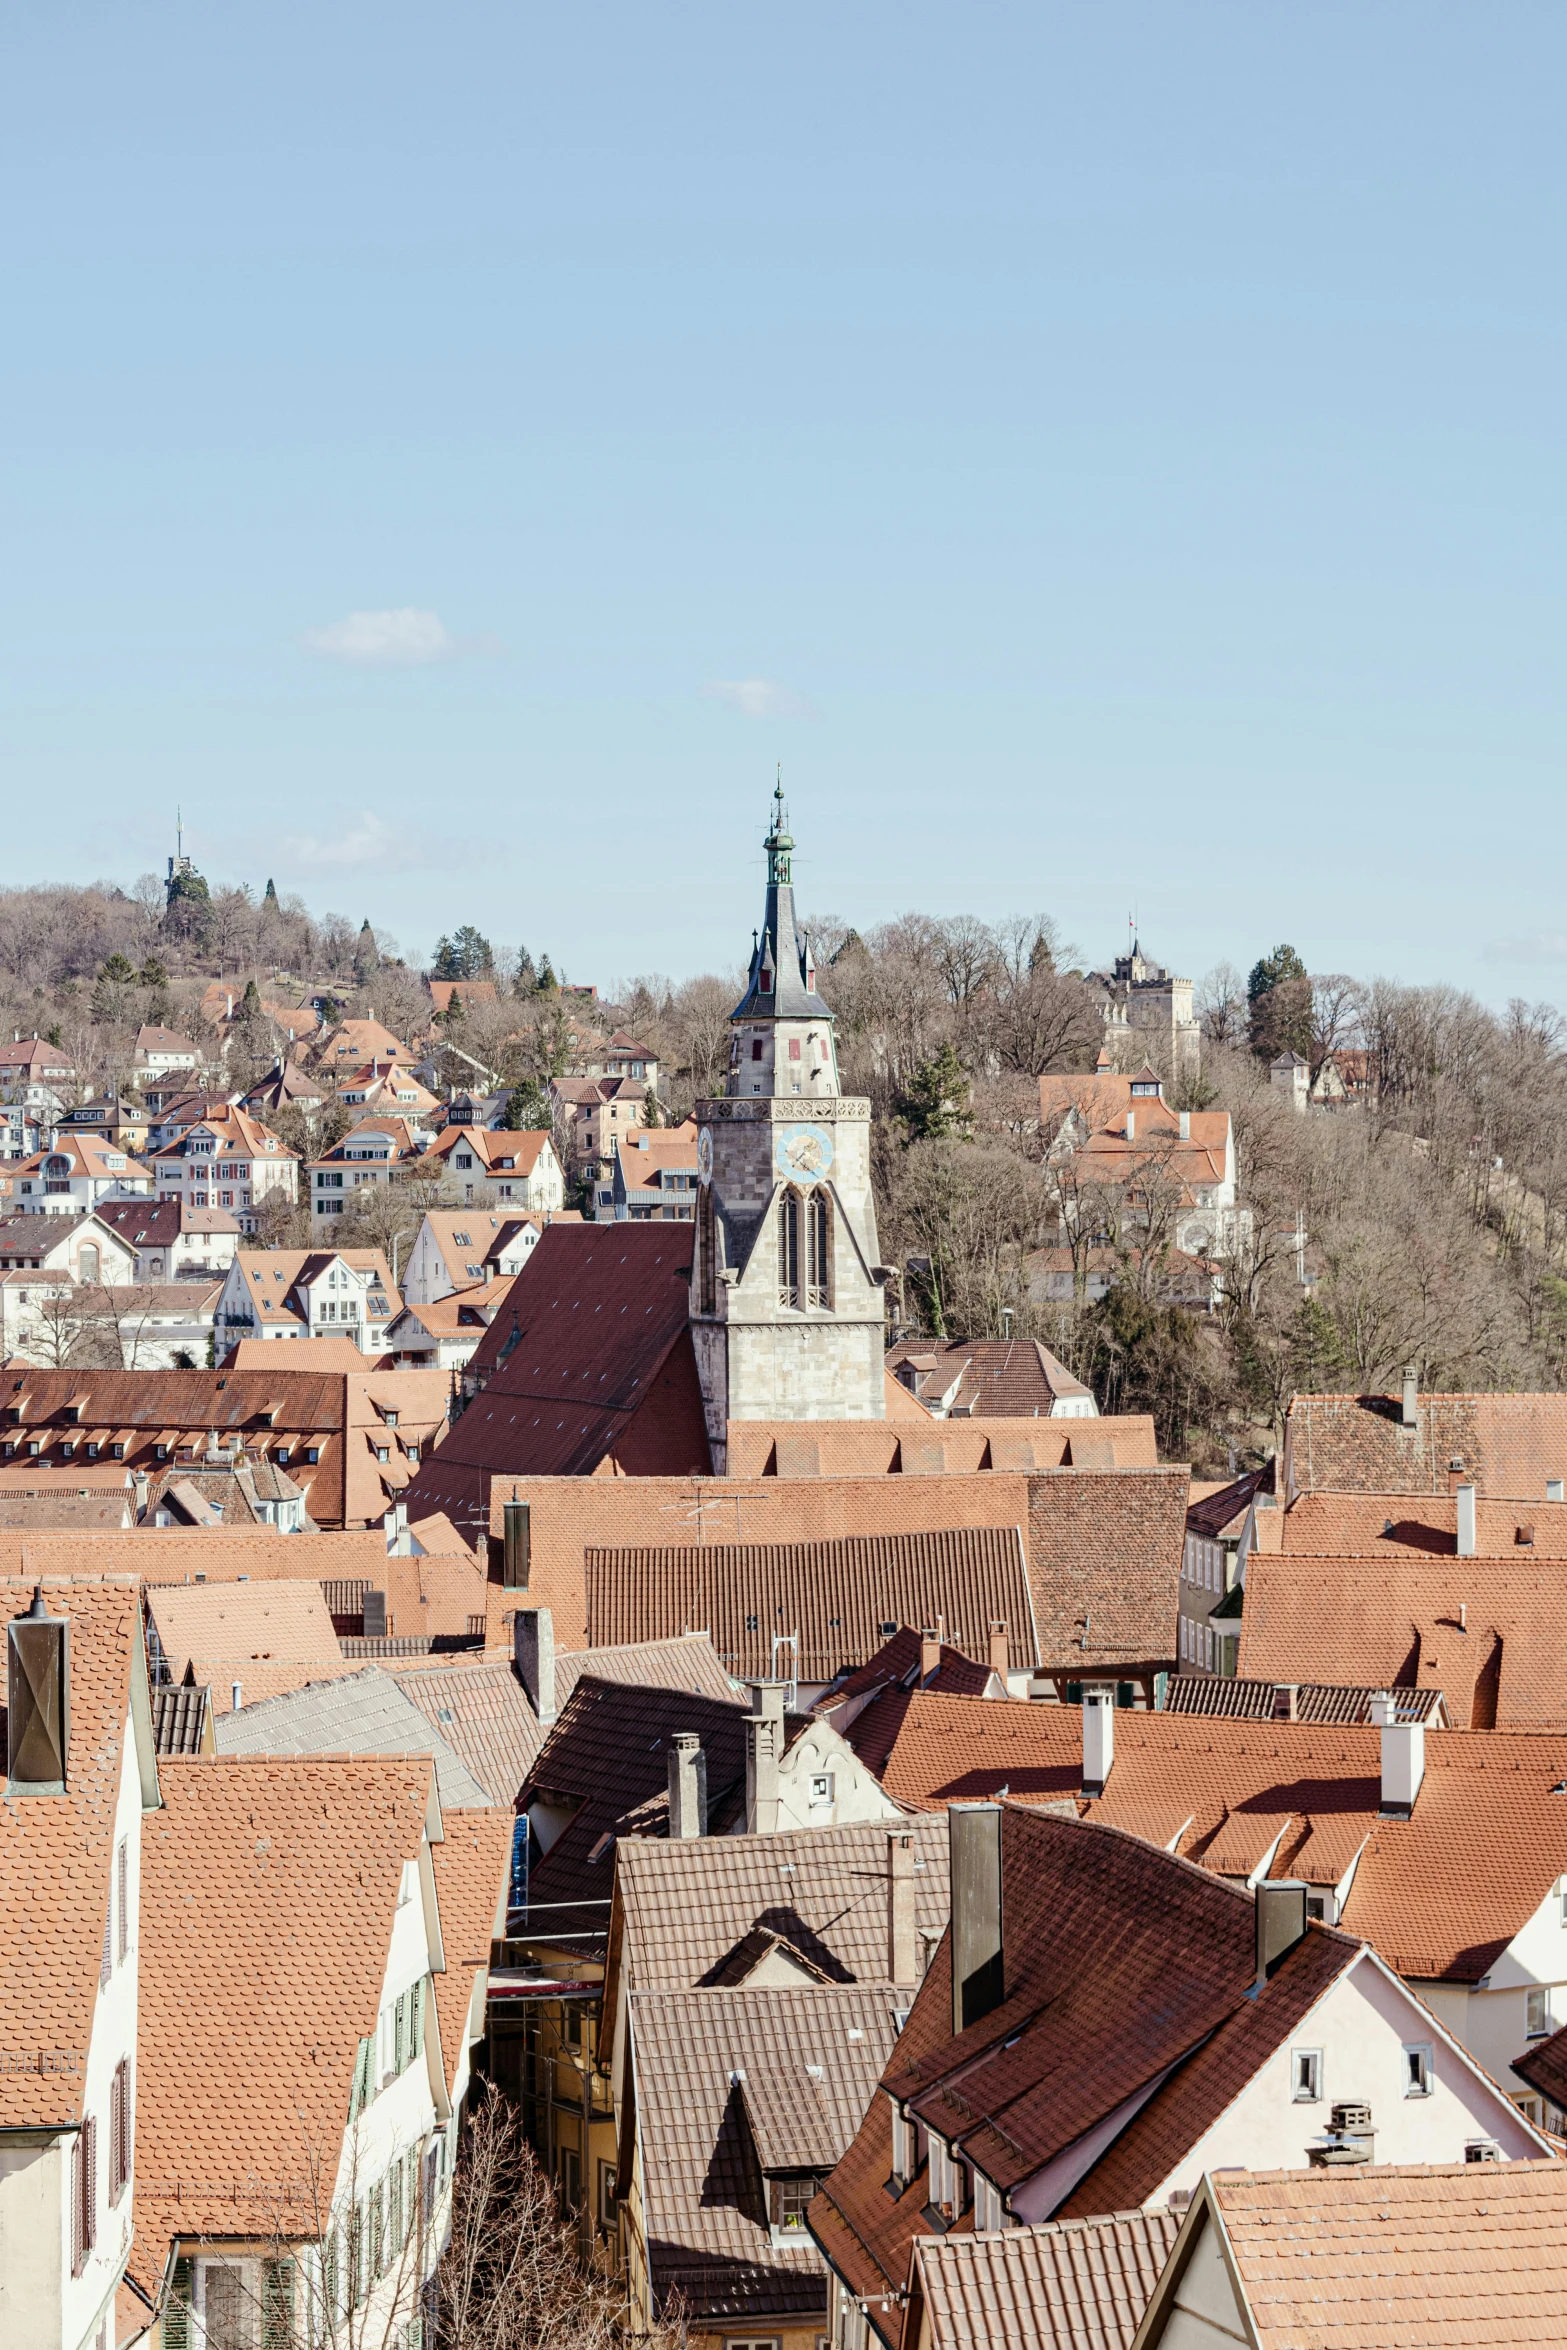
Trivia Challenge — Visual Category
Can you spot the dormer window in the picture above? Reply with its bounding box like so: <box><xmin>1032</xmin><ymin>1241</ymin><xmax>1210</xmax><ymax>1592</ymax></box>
<box><xmin>768</xmin><ymin>2176</ymin><xmax>823</xmax><ymax>2241</ymax></box>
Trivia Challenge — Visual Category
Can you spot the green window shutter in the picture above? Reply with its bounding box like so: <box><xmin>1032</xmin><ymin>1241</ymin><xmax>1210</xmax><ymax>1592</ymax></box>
<box><xmin>395</xmin><ymin>1989</ymin><xmax>408</xmax><ymax>2073</ymax></box>
<box><xmin>411</xmin><ymin>1975</ymin><xmax>426</xmax><ymax>2059</ymax></box>
<box><xmin>163</xmin><ymin>2258</ymin><xmax>194</xmax><ymax>2350</ymax></box>
<box><xmin>350</xmin><ymin>2032</ymin><xmax>374</xmax><ymax>2119</ymax></box>
<box><xmin>261</xmin><ymin>2257</ymin><xmax>296</xmax><ymax>2350</ymax></box>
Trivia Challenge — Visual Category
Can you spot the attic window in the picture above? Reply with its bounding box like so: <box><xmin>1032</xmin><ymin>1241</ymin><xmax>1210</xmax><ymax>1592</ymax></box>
<box><xmin>880</xmin><ymin>1620</ymin><xmax>897</xmax><ymax>1636</ymax></box>
<box><xmin>1517</xmin><ymin>1526</ymin><xmax>1536</xmax><ymax>1547</ymax></box>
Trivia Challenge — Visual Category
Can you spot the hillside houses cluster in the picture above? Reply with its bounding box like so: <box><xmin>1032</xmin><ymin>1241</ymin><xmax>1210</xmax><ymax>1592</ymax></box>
<box><xmin>13</xmin><ymin>810</ymin><xmax>1567</xmax><ymax>2348</ymax></box>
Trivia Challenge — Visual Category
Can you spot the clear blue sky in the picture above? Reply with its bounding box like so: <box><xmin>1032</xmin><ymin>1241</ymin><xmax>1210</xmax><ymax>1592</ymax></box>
<box><xmin>3</xmin><ymin>4</ymin><xmax>1563</xmax><ymax>1002</ymax></box>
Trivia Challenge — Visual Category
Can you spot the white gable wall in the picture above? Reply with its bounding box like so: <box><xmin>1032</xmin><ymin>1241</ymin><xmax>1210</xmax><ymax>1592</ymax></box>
<box><xmin>1149</xmin><ymin>1952</ymin><xmax>1544</xmax><ymax>2207</ymax></box>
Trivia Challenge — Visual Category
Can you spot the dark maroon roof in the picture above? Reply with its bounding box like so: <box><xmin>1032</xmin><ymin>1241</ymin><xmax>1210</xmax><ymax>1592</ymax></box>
<box><xmin>419</xmin><ymin>1222</ymin><xmax>697</xmax><ymax>1480</ymax></box>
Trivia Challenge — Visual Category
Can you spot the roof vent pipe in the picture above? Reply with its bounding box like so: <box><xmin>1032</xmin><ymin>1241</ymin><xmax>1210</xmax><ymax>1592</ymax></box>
<box><xmin>667</xmin><ymin>1733</ymin><xmax>707</xmax><ymax>1840</ymax></box>
<box><xmin>1081</xmin><ymin>1689</ymin><xmax>1114</xmax><ymax>1797</ymax></box>
<box><xmin>1400</xmin><ymin>1365</ymin><xmax>1418</xmax><ymax>1430</ymax></box>
<box><xmin>1371</xmin><ymin>1690</ymin><xmax>1425</xmax><ymax>1816</ymax></box>
<box><xmin>1456</xmin><ymin>1483</ymin><xmax>1477</xmax><ymax>1558</ymax></box>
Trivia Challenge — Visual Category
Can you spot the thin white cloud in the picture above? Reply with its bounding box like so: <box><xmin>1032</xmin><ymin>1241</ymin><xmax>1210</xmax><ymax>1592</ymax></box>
<box><xmin>1483</xmin><ymin>933</ymin><xmax>1567</xmax><ymax>965</ymax></box>
<box><xmin>273</xmin><ymin>811</ymin><xmax>429</xmax><ymax>872</ymax></box>
<box><xmin>702</xmin><ymin>677</ymin><xmax>815</xmax><ymax>720</ymax></box>
<box><xmin>302</xmin><ymin>607</ymin><xmax>458</xmax><ymax>665</ymax></box>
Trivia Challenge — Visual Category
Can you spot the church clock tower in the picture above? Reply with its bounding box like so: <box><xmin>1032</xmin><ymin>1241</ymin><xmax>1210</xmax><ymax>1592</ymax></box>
<box><xmin>690</xmin><ymin>784</ymin><xmax>888</xmax><ymax>1468</ymax></box>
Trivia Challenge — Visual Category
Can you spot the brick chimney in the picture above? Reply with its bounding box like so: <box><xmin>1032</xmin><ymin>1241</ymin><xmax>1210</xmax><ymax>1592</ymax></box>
<box><xmin>886</xmin><ymin>1826</ymin><xmax>918</xmax><ymax>1986</ymax></box>
<box><xmin>667</xmin><ymin>1733</ymin><xmax>707</xmax><ymax>1839</ymax></box>
<box><xmin>988</xmin><ymin>1620</ymin><xmax>1009</xmax><ymax>1682</ymax></box>
<box><xmin>1400</xmin><ymin>1364</ymin><xmax>1418</xmax><ymax>1430</ymax></box>
<box><xmin>919</xmin><ymin>1626</ymin><xmax>942</xmax><ymax>1683</ymax></box>
<box><xmin>745</xmin><ymin>1680</ymin><xmax>786</xmax><ymax>1834</ymax></box>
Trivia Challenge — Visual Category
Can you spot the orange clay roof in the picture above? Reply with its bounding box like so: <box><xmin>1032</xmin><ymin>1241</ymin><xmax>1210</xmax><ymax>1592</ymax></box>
<box><xmin>720</xmin><ymin>1419</ymin><xmax>1158</xmax><ymax>1478</ymax></box>
<box><xmin>1275</xmin><ymin>1488</ymin><xmax>1567</xmax><ymax>1555</ymax></box>
<box><xmin>1236</xmin><ymin>1550</ymin><xmax>1567</xmax><ymax>1728</ymax></box>
<box><xmin>1284</xmin><ymin>1390</ymin><xmax>1567</xmax><ymax>1502</ymax></box>
<box><xmin>135</xmin><ymin>1754</ymin><xmax>433</xmax><ymax>2239</ymax></box>
<box><xmin>144</xmin><ymin>1580</ymin><xmax>345</xmax><ymax>1714</ymax></box>
<box><xmin>1207</xmin><ymin>2160</ymin><xmax>1567</xmax><ymax>2349</ymax></box>
<box><xmin>428</xmin><ymin>1807</ymin><xmax>511</xmax><ymax>2095</ymax></box>
<box><xmin>0</xmin><ymin>1579</ymin><xmax>144</xmax><ymax>2126</ymax></box>
<box><xmin>843</xmin><ymin>1692</ymin><xmax>1567</xmax><ymax>1981</ymax></box>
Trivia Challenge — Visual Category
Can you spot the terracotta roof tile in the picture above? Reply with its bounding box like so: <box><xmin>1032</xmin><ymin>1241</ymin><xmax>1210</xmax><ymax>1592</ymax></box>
<box><xmin>1237</xmin><ymin>1550</ymin><xmax>1567</xmax><ymax>1728</ymax></box>
<box><xmin>0</xmin><ymin>1580</ymin><xmax>142</xmax><ymax>2126</ymax></box>
<box><xmin>844</xmin><ymin>1693</ymin><xmax>1567</xmax><ymax>1983</ymax></box>
<box><xmin>907</xmin><ymin>2208</ymin><xmax>1180</xmax><ymax>2350</ymax></box>
<box><xmin>602</xmin><ymin>1813</ymin><xmax>951</xmax><ymax>2055</ymax></box>
<box><xmin>145</xmin><ymin>1579</ymin><xmax>343</xmax><ymax>1713</ymax></box>
<box><xmin>136</xmin><ymin>1754</ymin><xmax>433</xmax><ymax>2237</ymax></box>
<box><xmin>428</xmin><ymin>1806</ymin><xmax>511</xmax><ymax>2096</ymax></box>
<box><xmin>1285</xmin><ymin>1391</ymin><xmax>1567</xmax><ymax>1504</ymax></box>
<box><xmin>585</xmin><ymin>1529</ymin><xmax>1037</xmax><ymax>1684</ymax></box>
<box><xmin>1209</xmin><ymin>2160</ymin><xmax>1567</xmax><ymax>2348</ymax></box>
<box><xmin>630</xmin><ymin>1985</ymin><xmax>902</xmax><ymax>2321</ymax></box>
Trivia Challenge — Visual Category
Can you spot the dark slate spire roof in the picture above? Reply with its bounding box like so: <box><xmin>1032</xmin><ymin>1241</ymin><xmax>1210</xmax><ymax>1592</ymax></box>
<box><xmin>731</xmin><ymin>778</ymin><xmax>830</xmax><ymax>1020</ymax></box>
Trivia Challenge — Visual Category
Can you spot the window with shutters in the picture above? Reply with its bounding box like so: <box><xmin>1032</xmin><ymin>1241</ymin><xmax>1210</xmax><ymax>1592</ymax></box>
<box><xmin>202</xmin><ymin>2262</ymin><xmax>252</xmax><ymax>2350</ymax></box>
<box><xmin>394</xmin><ymin>1989</ymin><xmax>409</xmax><ymax>2074</ymax></box>
<box><xmin>72</xmin><ymin>2114</ymin><xmax>97</xmax><ymax>2273</ymax></box>
<box><xmin>110</xmin><ymin>2058</ymin><xmax>131</xmax><ymax>2201</ymax></box>
<box><xmin>162</xmin><ymin>2257</ymin><xmax>194</xmax><ymax>2350</ymax></box>
<box><xmin>389</xmin><ymin>2160</ymin><xmax>405</xmax><ymax>2257</ymax></box>
<box><xmin>369</xmin><ymin>2182</ymin><xmax>385</xmax><ymax>2279</ymax></box>
<box><xmin>348</xmin><ymin>2205</ymin><xmax>366</xmax><ymax>2308</ymax></box>
<box><xmin>117</xmin><ymin>1839</ymin><xmax>129</xmax><ymax>1963</ymax></box>
<box><xmin>349</xmin><ymin>2033</ymin><xmax>374</xmax><ymax>2119</ymax></box>
<box><xmin>411</xmin><ymin>1974</ymin><xmax>426</xmax><ymax>2059</ymax></box>
<box><xmin>319</xmin><ymin>2230</ymin><xmax>339</xmax><ymax>2323</ymax></box>
<box><xmin>260</xmin><ymin>2257</ymin><xmax>295</xmax><ymax>2350</ymax></box>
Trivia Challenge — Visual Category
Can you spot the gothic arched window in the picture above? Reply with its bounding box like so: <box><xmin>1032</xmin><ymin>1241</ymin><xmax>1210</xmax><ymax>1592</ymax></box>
<box><xmin>806</xmin><ymin>1188</ymin><xmax>830</xmax><ymax>1308</ymax></box>
<box><xmin>698</xmin><ymin>1183</ymin><xmax>717</xmax><ymax>1315</ymax></box>
<box><xmin>779</xmin><ymin>1189</ymin><xmax>801</xmax><ymax>1309</ymax></box>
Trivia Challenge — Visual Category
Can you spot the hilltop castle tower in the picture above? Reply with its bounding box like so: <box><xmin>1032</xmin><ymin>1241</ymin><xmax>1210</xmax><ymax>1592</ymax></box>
<box><xmin>690</xmin><ymin>786</ymin><xmax>888</xmax><ymax>1468</ymax></box>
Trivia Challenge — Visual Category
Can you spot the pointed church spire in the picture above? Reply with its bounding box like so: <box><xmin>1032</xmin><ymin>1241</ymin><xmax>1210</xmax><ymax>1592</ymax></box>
<box><xmin>734</xmin><ymin>775</ymin><xmax>823</xmax><ymax>1022</ymax></box>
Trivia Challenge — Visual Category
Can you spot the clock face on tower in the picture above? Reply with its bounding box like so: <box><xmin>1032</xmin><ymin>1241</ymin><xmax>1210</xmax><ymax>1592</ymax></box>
<box><xmin>696</xmin><ymin>1127</ymin><xmax>713</xmax><ymax>1186</ymax></box>
<box><xmin>776</xmin><ymin>1124</ymin><xmax>834</xmax><ymax>1182</ymax></box>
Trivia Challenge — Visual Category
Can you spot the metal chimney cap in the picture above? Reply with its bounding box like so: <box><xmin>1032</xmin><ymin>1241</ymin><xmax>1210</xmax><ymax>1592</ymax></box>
<box><xmin>23</xmin><ymin>1584</ymin><xmax>51</xmax><ymax>1621</ymax></box>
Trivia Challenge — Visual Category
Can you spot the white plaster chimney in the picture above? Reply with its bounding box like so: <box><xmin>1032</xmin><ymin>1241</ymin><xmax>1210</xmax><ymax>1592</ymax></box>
<box><xmin>1370</xmin><ymin>1690</ymin><xmax>1425</xmax><ymax>1817</ymax></box>
<box><xmin>886</xmin><ymin>1826</ymin><xmax>918</xmax><ymax>1986</ymax></box>
<box><xmin>745</xmin><ymin>1680</ymin><xmax>786</xmax><ymax>1834</ymax></box>
<box><xmin>1456</xmin><ymin>1482</ymin><xmax>1477</xmax><ymax>1558</ymax></box>
<box><xmin>1400</xmin><ymin>1364</ymin><xmax>1418</xmax><ymax>1430</ymax></box>
<box><xmin>1081</xmin><ymin>1689</ymin><xmax>1114</xmax><ymax>1797</ymax></box>
<box><xmin>668</xmin><ymin>1733</ymin><xmax>707</xmax><ymax>1839</ymax></box>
